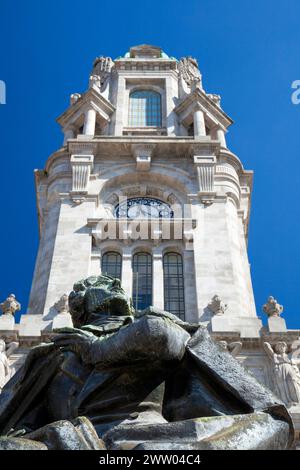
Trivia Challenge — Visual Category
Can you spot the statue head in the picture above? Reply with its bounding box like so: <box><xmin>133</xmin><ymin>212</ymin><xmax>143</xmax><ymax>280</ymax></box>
<box><xmin>0</xmin><ymin>339</ymin><xmax>6</xmax><ymax>353</ymax></box>
<box><xmin>274</xmin><ymin>342</ymin><xmax>288</xmax><ymax>354</ymax></box>
<box><xmin>69</xmin><ymin>274</ymin><xmax>134</xmax><ymax>327</ymax></box>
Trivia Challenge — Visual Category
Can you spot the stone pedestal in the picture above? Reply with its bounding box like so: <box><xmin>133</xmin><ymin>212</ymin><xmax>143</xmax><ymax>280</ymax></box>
<box><xmin>267</xmin><ymin>316</ymin><xmax>287</xmax><ymax>333</ymax></box>
<box><xmin>0</xmin><ymin>314</ymin><xmax>15</xmax><ymax>330</ymax></box>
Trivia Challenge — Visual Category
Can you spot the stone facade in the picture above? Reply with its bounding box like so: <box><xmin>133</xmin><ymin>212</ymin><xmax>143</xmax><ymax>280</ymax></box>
<box><xmin>1</xmin><ymin>44</ymin><xmax>299</xmax><ymax>442</ymax></box>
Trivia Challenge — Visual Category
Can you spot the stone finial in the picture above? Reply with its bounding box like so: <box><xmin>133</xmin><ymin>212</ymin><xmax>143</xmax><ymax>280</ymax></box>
<box><xmin>0</xmin><ymin>294</ymin><xmax>21</xmax><ymax>316</ymax></box>
<box><xmin>70</xmin><ymin>93</ymin><xmax>81</xmax><ymax>105</ymax></box>
<box><xmin>207</xmin><ymin>93</ymin><xmax>221</xmax><ymax>107</ymax></box>
<box><xmin>262</xmin><ymin>296</ymin><xmax>283</xmax><ymax>318</ymax></box>
<box><xmin>207</xmin><ymin>295</ymin><xmax>228</xmax><ymax>316</ymax></box>
<box><xmin>54</xmin><ymin>294</ymin><xmax>69</xmax><ymax>315</ymax></box>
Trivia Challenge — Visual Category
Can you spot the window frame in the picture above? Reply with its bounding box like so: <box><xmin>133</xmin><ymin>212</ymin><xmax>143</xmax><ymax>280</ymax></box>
<box><xmin>101</xmin><ymin>251</ymin><xmax>122</xmax><ymax>280</ymax></box>
<box><xmin>132</xmin><ymin>252</ymin><xmax>153</xmax><ymax>311</ymax></box>
<box><xmin>163</xmin><ymin>252</ymin><xmax>185</xmax><ymax>320</ymax></box>
<box><xmin>128</xmin><ymin>89</ymin><xmax>162</xmax><ymax>128</ymax></box>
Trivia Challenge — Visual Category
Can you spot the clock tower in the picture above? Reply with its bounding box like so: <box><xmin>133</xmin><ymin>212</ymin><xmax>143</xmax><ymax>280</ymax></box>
<box><xmin>25</xmin><ymin>44</ymin><xmax>258</xmax><ymax>334</ymax></box>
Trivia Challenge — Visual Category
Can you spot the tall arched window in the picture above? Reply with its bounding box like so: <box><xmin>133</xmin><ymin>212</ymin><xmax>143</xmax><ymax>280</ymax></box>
<box><xmin>128</xmin><ymin>90</ymin><xmax>162</xmax><ymax>127</ymax></box>
<box><xmin>132</xmin><ymin>252</ymin><xmax>152</xmax><ymax>311</ymax></box>
<box><xmin>101</xmin><ymin>252</ymin><xmax>122</xmax><ymax>280</ymax></box>
<box><xmin>163</xmin><ymin>252</ymin><xmax>185</xmax><ymax>320</ymax></box>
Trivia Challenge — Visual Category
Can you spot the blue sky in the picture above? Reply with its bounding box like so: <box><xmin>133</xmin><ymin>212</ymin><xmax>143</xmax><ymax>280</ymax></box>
<box><xmin>0</xmin><ymin>0</ymin><xmax>299</xmax><ymax>327</ymax></box>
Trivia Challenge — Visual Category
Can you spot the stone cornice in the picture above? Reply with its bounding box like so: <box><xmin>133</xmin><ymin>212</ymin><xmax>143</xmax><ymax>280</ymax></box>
<box><xmin>66</xmin><ymin>136</ymin><xmax>220</xmax><ymax>159</ymax></box>
<box><xmin>174</xmin><ymin>88</ymin><xmax>233</xmax><ymax>130</ymax></box>
<box><xmin>114</xmin><ymin>58</ymin><xmax>177</xmax><ymax>72</ymax></box>
<box><xmin>56</xmin><ymin>88</ymin><xmax>115</xmax><ymax>129</ymax></box>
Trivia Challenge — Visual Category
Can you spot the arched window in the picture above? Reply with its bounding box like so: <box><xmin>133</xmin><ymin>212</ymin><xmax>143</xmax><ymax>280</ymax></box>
<box><xmin>132</xmin><ymin>252</ymin><xmax>152</xmax><ymax>311</ymax></box>
<box><xmin>128</xmin><ymin>90</ymin><xmax>162</xmax><ymax>127</ymax></box>
<box><xmin>101</xmin><ymin>252</ymin><xmax>122</xmax><ymax>280</ymax></box>
<box><xmin>163</xmin><ymin>253</ymin><xmax>185</xmax><ymax>320</ymax></box>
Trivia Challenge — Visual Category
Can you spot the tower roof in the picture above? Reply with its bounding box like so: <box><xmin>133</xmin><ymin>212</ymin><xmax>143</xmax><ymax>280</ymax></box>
<box><xmin>124</xmin><ymin>44</ymin><xmax>170</xmax><ymax>59</ymax></box>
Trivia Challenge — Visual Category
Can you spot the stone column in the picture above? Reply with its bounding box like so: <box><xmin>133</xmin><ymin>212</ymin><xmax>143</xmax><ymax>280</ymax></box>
<box><xmin>183</xmin><ymin>249</ymin><xmax>198</xmax><ymax>323</ymax></box>
<box><xmin>113</xmin><ymin>76</ymin><xmax>126</xmax><ymax>136</ymax></box>
<box><xmin>193</xmin><ymin>108</ymin><xmax>206</xmax><ymax>137</ymax></box>
<box><xmin>152</xmin><ymin>249</ymin><xmax>164</xmax><ymax>310</ymax></box>
<box><xmin>63</xmin><ymin>125</ymin><xmax>75</xmax><ymax>145</ymax></box>
<box><xmin>165</xmin><ymin>76</ymin><xmax>179</xmax><ymax>135</ymax></box>
<box><xmin>121</xmin><ymin>247</ymin><xmax>133</xmax><ymax>299</ymax></box>
<box><xmin>83</xmin><ymin>108</ymin><xmax>96</xmax><ymax>136</ymax></box>
<box><xmin>216</xmin><ymin>127</ymin><xmax>227</xmax><ymax>148</ymax></box>
<box><xmin>90</xmin><ymin>250</ymin><xmax>101</xmax><ymax>276</ymax></box>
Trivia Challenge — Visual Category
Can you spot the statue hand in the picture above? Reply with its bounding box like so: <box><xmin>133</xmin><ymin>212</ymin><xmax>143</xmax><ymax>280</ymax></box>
<box><xmin>52</xmin><ymin>328</ymin><xmax>98</xmax><ymax>364</ymax></box>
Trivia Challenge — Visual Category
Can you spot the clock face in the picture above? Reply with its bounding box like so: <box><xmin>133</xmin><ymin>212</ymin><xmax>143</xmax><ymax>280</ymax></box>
<box><xmin>115</xmin><ymin>198</ymin><xmax>173</xmax><ymax>219</ymax></box>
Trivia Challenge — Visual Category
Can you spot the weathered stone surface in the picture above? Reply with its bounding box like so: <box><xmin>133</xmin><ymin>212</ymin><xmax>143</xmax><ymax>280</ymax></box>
<box><xmin>0</xmin><ymin>436</ymin><xmax>47</xmax><ymax>450</ymax></box>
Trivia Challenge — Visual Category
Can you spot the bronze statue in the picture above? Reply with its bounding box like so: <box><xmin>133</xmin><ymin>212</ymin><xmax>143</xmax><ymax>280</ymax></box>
<box><xmin>0</xmin><ymin>275</ymin><xmax>294</xmax><ymax>450</ymax></box>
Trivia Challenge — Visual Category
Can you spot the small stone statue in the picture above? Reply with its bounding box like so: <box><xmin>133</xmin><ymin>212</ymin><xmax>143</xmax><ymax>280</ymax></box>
<box><xmin>217</xmin><ymin>340</ymin><xmax>242</xmax><ymax>357</ymax></box>
<box><xmin>262</xmin><ymin>296</ymin><xmax>283</xmax><ymax>317</ymax></box>
<box><xmin>0</xmin><ymin>294</ymin><xmax>21</xmax><ymax>316</ymax></box>
<box><xmin>207</xmin><ymin>295</ymin><xmax>228</xmax><ymax>316</ymax></box>
<box><xmin>92</xmin><ymin>56</ymin><xmax>114</xmax><ymax>91</ymax></box>
<box><xmin>0</xmin><ymin>339</ymin><xmax>19</xmax><ymax>392</ymax></box>
<box><xmin>89</xmin><ymin>74</ymin><xmax>101</xmax><ymax>89</ymax></box>
<box><xmin>263</xmin><ymin>341</ymin><xmax>300</xmax><ymax>406</ymax></box>
<box><xmin>54</xmin><ymin>294</ymin><xmax>69</xmax><ymax>315</ymax></box>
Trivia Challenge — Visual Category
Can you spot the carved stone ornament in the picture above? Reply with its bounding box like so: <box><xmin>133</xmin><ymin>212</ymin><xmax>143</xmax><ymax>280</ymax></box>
<box><xmin>54</xmin><ymin>294</ymin><xmax>69</xmax><ymax>315</ymax></box>
<box><xmin>207</xmin><ymin>93</ymin><xmax>221</xmax><ymax>107</ymax></box>
<box><xmin>178</xmin><ymin>56</ymin><xmax>202</xmax><ymax>89</ymax></box>
<box><xmin>70</xmin><ymin>93</ymin><xmax>81</xmax><ymax>105</ymax></box>
<box><xmin>92</xmin><ymin>56</ymin><xmax>114</xmax><ymax>91</ymax></box>
<box><xmin>263</xmin><ymin>341</ymin><xmax>300</xmax><ymax>406</ymax></box>
<box><xmin>207</xmin><ymin>295</ymin><xmax>228</xmax><ymax>316</ymax></box>
<box><xmin>0</xmin><ymin>294</ymin><xmax>21</xmax><ymax>316</ymax></box>
<box><xmin>262</xmin><ymin>296</ymin><xmax>283</xmax><ymax>318</ymax></box>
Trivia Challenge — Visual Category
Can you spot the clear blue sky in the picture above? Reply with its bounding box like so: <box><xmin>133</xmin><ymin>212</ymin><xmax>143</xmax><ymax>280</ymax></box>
<box><xmin>0</xmin><ymin>0</ymin><xmax>299</xmax><ymax>327</ymax></box>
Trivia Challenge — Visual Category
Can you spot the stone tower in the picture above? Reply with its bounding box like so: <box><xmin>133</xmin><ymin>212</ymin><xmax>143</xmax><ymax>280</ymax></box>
<box><xmin>26</xmin><ymin>44</ymin><xmax>258</xmax><ymax>337</ymax></box>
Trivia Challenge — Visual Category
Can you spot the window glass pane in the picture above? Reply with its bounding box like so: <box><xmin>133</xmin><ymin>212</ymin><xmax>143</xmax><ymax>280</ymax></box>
<box><xmin>163</xmin><ymin>253</ymin><xmax>185</xmax><ymax>320</ymax></box>
<box><xmin>129</xmin><ymin>90</ymin><xmax>162</xmax><ymax>127</ymax></box>
<box><xmin>101</xmin><ymin>252</ymin><xmax>122</xmax><ymax>280</ymax></box>
<box><xmin>132</xmin><ymin>252</ymin><xmax>152</xmax><ymax>311</ymax></box>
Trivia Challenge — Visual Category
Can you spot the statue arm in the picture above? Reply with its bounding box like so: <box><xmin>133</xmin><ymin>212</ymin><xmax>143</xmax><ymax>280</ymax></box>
<box><xmin>263</xmin><ymin>342</ymin><xmax>275</xmax><ymax>359</ymax></box>
<box><xmin>53</xmin><ymin>316</ymin><xmax>190</xmax><ymax>367</ymax></box>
